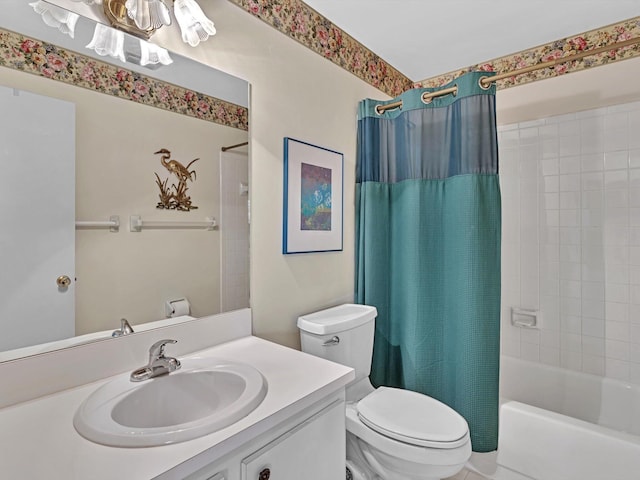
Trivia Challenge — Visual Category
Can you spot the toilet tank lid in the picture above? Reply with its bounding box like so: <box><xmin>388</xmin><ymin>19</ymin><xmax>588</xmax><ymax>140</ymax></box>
<box><xmin>297</xmin><ymin>304</ymin><xmax>377</xmax><ymax>335</ymax></box>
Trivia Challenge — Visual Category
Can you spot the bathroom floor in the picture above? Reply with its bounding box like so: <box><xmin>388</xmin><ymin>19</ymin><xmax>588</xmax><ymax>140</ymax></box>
<box><xmin>446</xmin><ymin>466</ymin><xmax>535</xmax><ymax>480</ymax></box>
<box><xmin>445</xmin><ymin>469</ymin><xmax>489</xmax><ymax>480</ymax></box>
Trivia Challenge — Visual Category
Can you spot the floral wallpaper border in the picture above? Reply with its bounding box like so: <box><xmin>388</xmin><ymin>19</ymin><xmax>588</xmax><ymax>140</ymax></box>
<box><xmin>0</xmin><ymin>28</ymin><xmax>249</xmax><ymax>131</ymax></box>
<box><xmin>415</xmin><ymin>17</ymin><xmax>640</xmax><ymax>91</ymax></box>
<box><xmin>228</xmin><ymin>1</ymin><xmax>639</xmax><ymax>97</ymax></box>
<box><xmin>227</xmin><ymin>0</ymin><xmax>413</xmax><ymax>97</ymax></box>
<box><xmin>3</xmin><ymin>7</ymin><xmax>637</xmax><ymax>122</ymax></box>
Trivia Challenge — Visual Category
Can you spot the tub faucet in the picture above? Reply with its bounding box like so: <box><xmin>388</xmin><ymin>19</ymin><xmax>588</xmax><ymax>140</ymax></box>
<box><xmin>130</xmin><ymin>339</ymin><xmax>181</xmax><ymax>382</ymax></box>
<box><xmin>112</xmin><ymin>318</ymin><xmax>134</xmax><ymax>337</ymax></box>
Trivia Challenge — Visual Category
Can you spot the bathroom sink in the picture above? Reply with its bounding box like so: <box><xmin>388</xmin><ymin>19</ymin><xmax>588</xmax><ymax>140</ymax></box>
<box><xmin>73</xmin><ymin>359</ymin><xmax>268</xmax><ymax>447</ymax></box>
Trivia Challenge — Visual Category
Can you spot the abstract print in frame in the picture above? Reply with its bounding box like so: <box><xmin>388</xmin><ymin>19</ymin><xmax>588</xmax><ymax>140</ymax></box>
<box><xmin>283</xmin><ymin>137</ymin><xmax>343</xmax><ymax>254</ymax></box>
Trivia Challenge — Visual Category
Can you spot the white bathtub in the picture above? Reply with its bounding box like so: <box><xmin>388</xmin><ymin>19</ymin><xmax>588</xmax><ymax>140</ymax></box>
<box><xmin>500</xmin><ymin>356</ymin><xmax>640</xmax><ymax>435</ymax></box>
<box><xmin>477</xmin><ymin>356</ymin><xmax>640</xmax><ymax>480</ymax></box>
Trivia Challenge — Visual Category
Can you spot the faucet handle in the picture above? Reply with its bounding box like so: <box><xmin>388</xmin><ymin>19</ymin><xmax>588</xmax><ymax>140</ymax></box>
<box><xmin>131</xmin><ymin>339</ymin><xmax>180</xmax><ymax>382</ymax></box>
<box><xmin>112</xmin><ymin>318</ymin><xmax>135</xmax><ymax>337</ymax></box>
<box><xmin>120</xmin><ymin>318</ymin><xmax>134</xmax><ymax>334</ymax></box>
<box><xmin>149</xmin><ymin>339</ymin><xmax>177</xmax><ymax>361</ymax></box>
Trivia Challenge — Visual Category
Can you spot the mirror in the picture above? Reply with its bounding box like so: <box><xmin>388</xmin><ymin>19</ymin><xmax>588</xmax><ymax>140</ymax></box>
<box><xmin>0</xmin><ymin>1</ymin><xmax>249</xmax><ymax>361</ymax></box>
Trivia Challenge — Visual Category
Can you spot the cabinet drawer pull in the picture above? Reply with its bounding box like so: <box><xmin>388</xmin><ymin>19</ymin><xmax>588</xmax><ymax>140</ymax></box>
<box><xmin>258</xmin><ymin>467</ymin><xmax>270</xmax><ymax>480</ymax></box>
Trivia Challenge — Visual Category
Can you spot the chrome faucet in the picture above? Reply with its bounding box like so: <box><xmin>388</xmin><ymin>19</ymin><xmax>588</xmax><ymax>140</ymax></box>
<box><xmin>112</xmin><ymin>318</ymin><xmax>135</xmax><ymax>337</ymax></box>
<box><xmin>130</xmin><ymin>339</ymin><xmax>181</xmax><ymax>382</ymax></box>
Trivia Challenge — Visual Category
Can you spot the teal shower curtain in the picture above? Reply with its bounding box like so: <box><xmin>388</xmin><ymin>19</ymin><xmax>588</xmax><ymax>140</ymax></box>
<box><xmin>355</xmin><ymin>72</ymin><xmax>501</xmax><ymax>452</ymax></box>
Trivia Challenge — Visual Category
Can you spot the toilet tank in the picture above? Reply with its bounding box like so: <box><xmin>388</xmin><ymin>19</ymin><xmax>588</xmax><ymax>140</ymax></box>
<box><xmin>297</xmin><ymin>304</ymin><xmax>377</xmax><ymax>383</ymax></box>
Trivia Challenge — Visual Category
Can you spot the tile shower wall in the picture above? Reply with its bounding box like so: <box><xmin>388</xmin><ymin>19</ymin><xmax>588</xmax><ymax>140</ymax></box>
<box><xmin>220</xmin><ymin>151</ymin><xmax>250</xmax><ymax>312</ymax></box>
<box><xmin>499</xmin><ymin>100</ymin><xmax>640</xmax><ymax>385</ymax></box>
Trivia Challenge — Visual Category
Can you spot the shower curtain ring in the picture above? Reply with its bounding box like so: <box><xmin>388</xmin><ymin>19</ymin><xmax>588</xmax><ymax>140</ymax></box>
<box><xmin>421</xmin><ymin>85</ymin><xmax>457</xmax><ymax>105</ymax></box>
<box><xmin>478</xmin><ymin>76</ymin><xmax>492</xmax><ymax>90</ymax></box>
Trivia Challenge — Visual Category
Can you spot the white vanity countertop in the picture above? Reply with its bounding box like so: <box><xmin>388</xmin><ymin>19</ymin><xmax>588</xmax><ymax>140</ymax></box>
<box><xmin>0</xmin><ymin>335</ymin><xmax>354</xmax><ymax>480</ymax></box>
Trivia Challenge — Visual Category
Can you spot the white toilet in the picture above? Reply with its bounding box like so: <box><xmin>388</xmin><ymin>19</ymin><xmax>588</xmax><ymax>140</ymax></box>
<box><xmin>298</xmin><ymin>304</ymin><xmax>471</xmax><ymax>480</ymax></box>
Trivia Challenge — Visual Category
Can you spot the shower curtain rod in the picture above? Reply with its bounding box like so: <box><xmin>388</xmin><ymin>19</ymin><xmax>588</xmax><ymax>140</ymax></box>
<box><xmin>221</xmin><ymin>141</ymin><xmax>249</xmax><ymax>152</ymax></box>
<box><xmin>375</xmin><ymin>35</ymin><xmax>640</xmax><ymax>115</ymax></box>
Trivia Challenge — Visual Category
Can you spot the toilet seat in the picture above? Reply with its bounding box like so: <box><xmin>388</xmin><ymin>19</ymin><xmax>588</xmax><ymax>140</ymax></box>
<box><xmin>346</xmin><ymin>404</ymin><xmax>471</xmax><ymax>467</ymax></box>
<box><xmin>357</xmin><ymin>387</ymin><xmax>469</xmax><ymax>449</ymax></box>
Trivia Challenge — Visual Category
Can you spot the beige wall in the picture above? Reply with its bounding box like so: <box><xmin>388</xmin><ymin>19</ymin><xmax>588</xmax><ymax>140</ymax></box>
<box><xmin>13</xmin><ymin>0</ymin><xmax>640</xmax><ymax>350</ymax></box>
<box><xmin>244</xmin><ymin>24</ymin><xmax>386</xmax><ymax>347</ymax></box>
<box><xmin>0</xmin><ymin>67</ymin><xmax>247</xmax><ymax>335</ymax></box>
<box><xmin>150</xmin><ymin>2</ymin><xmax>640</xmax><ymax>349</ymax></box>
<box><xmin>152</xmin><ymin>0</ymin><xmax>387</xmax><ymax>348</ymax></box>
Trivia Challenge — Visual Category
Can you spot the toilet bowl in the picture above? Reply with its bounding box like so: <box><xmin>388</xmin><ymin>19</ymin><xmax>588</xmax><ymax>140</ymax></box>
<box><xmin>298</xmin><ymin>304</ymin><xmax>472</xmax><ymax>480</ymax></box>
<box><xmin>347</xmin><ymin>388</ymin><xmax>471</xmax><ymax>479</ymax></box>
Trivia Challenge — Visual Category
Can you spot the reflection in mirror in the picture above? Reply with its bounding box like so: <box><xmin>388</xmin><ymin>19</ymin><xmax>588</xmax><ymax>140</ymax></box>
<box><xmin>0</xmin><ymin>0</ymin><xmax>249</xmax><ymax>362</ymax></box>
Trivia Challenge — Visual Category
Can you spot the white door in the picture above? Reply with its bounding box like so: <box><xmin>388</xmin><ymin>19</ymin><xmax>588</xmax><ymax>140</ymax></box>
<box><xmin>0</xmin><ymin>85</ymin><xmax>75</xmax><ymax>351</ymax></box>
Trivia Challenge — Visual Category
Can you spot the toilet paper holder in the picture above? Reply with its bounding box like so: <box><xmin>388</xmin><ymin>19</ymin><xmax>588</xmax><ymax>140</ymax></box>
<box><xmin>165</xmin><ymin>298</ymin><xmax>191</xmax><ymax>318</ymax></box>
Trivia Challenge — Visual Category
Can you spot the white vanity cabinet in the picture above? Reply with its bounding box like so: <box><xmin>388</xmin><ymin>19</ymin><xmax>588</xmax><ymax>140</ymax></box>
<box><xmin>182</xmin><ymin>397</ymin><xmax>346</xmax><ymax>480</ymax></box>
<box><xmin>0</xmin><ymin>317</ymin><xmax>354</xmax><ymax>480</ymax></box>
<box><xmin>241</xmin><ymin>399</ymin><xmax>345</xmax><ymax>480</ymax></box>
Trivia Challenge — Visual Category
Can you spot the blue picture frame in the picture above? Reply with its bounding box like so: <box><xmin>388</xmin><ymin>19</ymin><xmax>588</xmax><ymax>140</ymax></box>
<box><xmin>283</xmin><ymin>137</ymin><xmax>344</xmax><ymax>254</ymax></box>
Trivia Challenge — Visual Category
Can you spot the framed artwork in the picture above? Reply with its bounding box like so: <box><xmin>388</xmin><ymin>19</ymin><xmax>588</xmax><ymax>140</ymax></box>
<box><xmin>282</xmin><ymin>137</ymin><xmax>343</xmax><ymax>254</ymax></box>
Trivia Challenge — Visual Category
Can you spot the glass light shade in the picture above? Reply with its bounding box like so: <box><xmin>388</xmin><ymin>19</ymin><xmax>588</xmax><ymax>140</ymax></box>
<box><xmin>86</xmin><ymin>24</ymin><xmax>125</xmax><ymax>63</ymax></box>
<box><xmin>173</xmin><ymin>0</ymin><xmax>216</xmax><ymax>47</ymax></box>
<box><xmin>125</xmin><ymin>0</ymin><xmax>171</xmax><ymax>30</ymax></box>
<box><xmin>29</xmin><ymin>1</ymin><xmax>80</xmax><ymax>38</ymax></box>
<box><xmin>139</xmin><ymin>40</ymin><xmax>173</xmax><ymax>66</ymax></box>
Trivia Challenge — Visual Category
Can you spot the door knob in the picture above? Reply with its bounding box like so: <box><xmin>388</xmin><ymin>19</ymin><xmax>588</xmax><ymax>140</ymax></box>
<box><xmin>258</xmin><ymin>467</ymin><xmax>270</xmax><ymax>480</ymax></box>
<box><xmin>56</xmin><ymin>275</ymin><xmax>71</xmax><ymax>287</ymax></box>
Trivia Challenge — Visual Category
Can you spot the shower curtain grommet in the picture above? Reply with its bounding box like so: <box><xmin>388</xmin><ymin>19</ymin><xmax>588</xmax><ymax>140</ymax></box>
<box><xmin>375</xmin><ymin>103</ymin><xmax>401</xmax><ymax>115</ymax></box>
<box><xmin>478</xmin><ymin>76</ymin><xmax>492</xmax><ymax>90</ymax></box>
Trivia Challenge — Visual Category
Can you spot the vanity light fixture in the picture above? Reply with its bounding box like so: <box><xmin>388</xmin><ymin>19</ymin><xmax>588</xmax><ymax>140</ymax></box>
<box><xmin>29</xmin><ymin>1</ymin><xmax>80</xmax><ymax>38</ymax></box>
<box><xmin>30</xmin><ymin>0</ymin><xmax>174</xmax><ymax>66</ymax></box>
<box><xmin>31</xmin><ymin>0</ymin><xmax>216</xmax><ymax>66</ymax></box>
<box><xmin>72</xmin><ymin>0</ymin><xmax>216</xmax><ymax>47</ymax></box>
<box><xmin>86</xmin><ymin>22</ymin><xmax>126</xmax><ymax>62</ymax></box>
<box><xmin>173</xmin><ymin>0</ymin><xmax>216</xmax><ymax>47</ymax></box>
<box><xmin>138</xmin><ymin>39</ymin><xmax>173</xmax><ymax>66</ymax></box>
<box><xmin>125</xmin><ymin>0</ymin><xmax>171</xmax><ymax>31</ymax></box>
<box><xmin>85</xmin><ymin>23</ymin><xmax>174</xmax><ymax>66</ymax></box>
